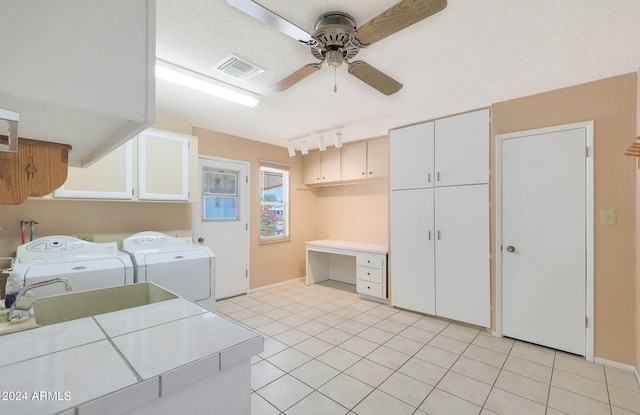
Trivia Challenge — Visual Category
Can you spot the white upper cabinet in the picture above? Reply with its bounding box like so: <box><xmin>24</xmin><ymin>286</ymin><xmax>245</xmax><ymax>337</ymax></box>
<box><xmin>434</xmin><ymin>109</ymin><xmax>490</xmax><ymax>186</ymax></box>
<box><xmin>303</xmin><ymin>147</ymin><xmax>341</xmax><ymax>184</ymax></box>
<box><xmin>138</xmin><ymin>129</ymin><xmax>190</xmax><ymax>201</ymax></box>
<box><xmin>341</xmin><ymin>141</ymin><xmax>368</xmax><ymax>181</ymax></box>
<box><xmin>0</xmin><ymin>0</ymin><xmax>155</xmax><ymax>167</ymax></box>
<box><xmin>390</xmin><ymin>122</ymin><xmax>435</xmax><ymax>190</ymax></box>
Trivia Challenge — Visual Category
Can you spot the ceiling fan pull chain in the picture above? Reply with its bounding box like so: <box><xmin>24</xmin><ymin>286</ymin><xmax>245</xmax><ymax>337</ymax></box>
<box><xmin>334</xmin><ymin>68</ymin><xmax>337</xmax><ymax>93</ymax></box>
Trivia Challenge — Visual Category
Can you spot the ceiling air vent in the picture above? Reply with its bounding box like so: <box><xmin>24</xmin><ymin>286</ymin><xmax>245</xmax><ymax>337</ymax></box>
<box><xmin>214</xmin><ymin>54</ymin><xmax>264</xmax><ymax>80</ymax></box>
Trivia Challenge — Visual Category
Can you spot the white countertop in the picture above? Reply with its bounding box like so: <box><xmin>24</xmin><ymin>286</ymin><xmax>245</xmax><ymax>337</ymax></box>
<box><xmin>0</xmin><ymin>298</ymin><xmax>263</xmax><ymax>415</ymax></box>
<box><xmin>305</xmin><ymin>239</ymin><xmax>388</xmax><ymax>254</ymax></box>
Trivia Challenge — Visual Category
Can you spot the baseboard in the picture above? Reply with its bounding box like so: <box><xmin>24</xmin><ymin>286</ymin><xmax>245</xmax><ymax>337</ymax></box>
<box><xmin>247</xmin><ymin>277</ymin><xmax>305</xmax><ymax>293</ymax></box>
<box><xmin>593</xmin><ymin>357</ymin><xmax>640</xmax><ymax>384</ymax></box>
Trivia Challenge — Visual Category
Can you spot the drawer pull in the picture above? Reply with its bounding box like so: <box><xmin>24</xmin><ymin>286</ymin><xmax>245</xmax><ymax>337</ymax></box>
<box><xmin>71</xmin><ymin>266</ymin><xmax>87</xmax><ymax>271</ymax></box>
<box><xmin>175</xmin><ymin>255</ymin><xmax>185</xmax><ymax>259</ymax></box>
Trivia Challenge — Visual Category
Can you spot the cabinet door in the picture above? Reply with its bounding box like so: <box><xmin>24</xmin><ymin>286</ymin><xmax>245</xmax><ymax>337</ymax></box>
<box><xmin>390</xmin><ymin>122</ymin><xmax>434</xmax><ymax>190</ymax></box>
<box><xmin>321</xmin><ymin>146</ymin><xmax>342</xmax><ymax>182</ymax></box>
<box><xmin>303</xmin><ymin>151</ymin><xmax>322</xmax><ymax>184</ymax></box>
<box><xmin>341</xmin><ymin>141</ymin><xmax>367</xmax><ymax>181</ymax></box>
<box><xmin>138</xmin><ymin>129</ymin><xmax>190</xmax><ymax>201</ymax></box>
<box><xmin>390</xmin><ymin>188</ymin><xmax>435</xmax><ymax>315</ymax></box>
<box><xmin>434</xmin><ymin>109</ymin><xmax>489</xmax><ymax>186</ymax></box>
<box><xmin>366</xmin><ymin>137</ymin><xmax>389</xmax><ymax>179</ymax></box>
<box><xmin>434</xmin><ymin>184</ymin><xmax>490</xmax><ymax>327</ymax></box>
<box><xmin>54</xmin><ymin>141</ymin><xmax>133</xmax><ymax>199</ymax></box>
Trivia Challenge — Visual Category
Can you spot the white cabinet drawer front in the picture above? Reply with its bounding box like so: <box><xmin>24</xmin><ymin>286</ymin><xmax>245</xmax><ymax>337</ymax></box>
<box><xmin>357</xmin><ymin>255</ymin><xmax>383</xmax><ymax>269</ymax></box>
<box><xmin>356</xmin><ymin>280</ymin><xmax>383</xmax><ymax>298</ymax></box>
<box><xmin>357</xmin><ymin>267</ymin><xmax>383</xmax><ymax>283</ymax></box>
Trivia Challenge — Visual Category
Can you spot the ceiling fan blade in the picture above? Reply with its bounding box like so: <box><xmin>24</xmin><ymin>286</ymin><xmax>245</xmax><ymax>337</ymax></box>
<box><xmin>355</xmin><ymin>0</ymin><xmax>447</xmax><ymax>45</ymax></box>
<box><xmin>348</xmin><ymin>61</ymin><xmax>403</xmax><ymax>95</ymax></box>
<box><xmin>273</xmin><ymin>64</ymin><xmax>322</xmax><ymax>91</ymax></box>
<box><xmin>226</xmin><ymin>0</ymin><xmax>314</xmax><ymax>44</ymax></box>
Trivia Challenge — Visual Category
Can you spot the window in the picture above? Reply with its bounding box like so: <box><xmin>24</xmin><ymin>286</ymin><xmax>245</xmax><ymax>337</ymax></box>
<box><xmin>202</xmin><ymin>168</ymin><xmax>239</xmax><ymax>220</ymax></box>
<box><xmin>259</xmin><ymin>165</ymin><xmax>289</xmax><ymax>241</ymax></box>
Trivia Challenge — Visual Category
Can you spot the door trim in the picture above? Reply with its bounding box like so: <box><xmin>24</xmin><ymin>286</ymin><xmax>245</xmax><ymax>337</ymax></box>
<box><xmin>495</xmin><ymin>121</ymin><xmax>594</xmax><ymax>361</ymax></box>
<box><xmin>194</xmin><ymin>155</ymin><xmax>251</xmax><ymax>296</ymax></box>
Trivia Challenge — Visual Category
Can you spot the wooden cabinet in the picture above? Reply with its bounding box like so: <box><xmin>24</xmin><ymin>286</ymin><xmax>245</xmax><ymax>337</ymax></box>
<box><xmin>303</xmin><ymin>147</ymin><xmax>341</xmax><ymax>184</ymax></box>
<box><xmin>389</xmin><ymin>108</ymin><xmax>490</xmax><ymax>327</ymax></box>
<box><xmin>54</xmin><ymin>129</ymin><xmax>197</xmax><ymax>202</ymax></box>
<box><xmin>304</xmin><ymin>137</ymin><xmax>389</xmax><ymax>185</ymax></box>
<box><xmin>341</xmin><ymin>138</ymin><xmax>389</xmax><ymax>181</ymax></box>
<box><xmin>341</xmin><ymin>141</ymin><xmax>367</xmax><ymax>181</ymax></box>
<box><xmin>0</xmin><ymin>0</ymin><xmax>155</xmax><ymax>167</ymax></box>
<box><xmin>0</xmin><ymin>138</ymin><xmax>71</xmax><ymax>205</ymax></box>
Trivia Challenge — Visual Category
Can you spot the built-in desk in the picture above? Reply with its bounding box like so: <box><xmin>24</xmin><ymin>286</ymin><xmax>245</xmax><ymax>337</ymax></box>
<box><xmin>305</xmin><ymin>239</ymin><xmax>388</xmax><ymax>303</ymax></box>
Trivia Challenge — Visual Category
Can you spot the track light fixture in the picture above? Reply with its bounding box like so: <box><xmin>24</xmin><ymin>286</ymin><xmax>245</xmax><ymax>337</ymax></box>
<box><xmin>335</xmin><ymin>131</ymin><xmax>343</xmax><ymax>148</ymax></box>
<box><xmin>284</xmin><ymin>125</ymin><xmax>344</xmax><ymax>157</ymax></box>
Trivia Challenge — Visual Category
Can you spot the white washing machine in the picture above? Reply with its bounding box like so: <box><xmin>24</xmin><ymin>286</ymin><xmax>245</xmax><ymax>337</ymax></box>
<box><xmin>121</xmin><ymin>231</ymin><xmax>216</xmax><ymax>310</ymax></box>
<box><xmin>12</xmin><ymin>236</ymin><xmax>134</xmax><ymax>297</ymax></box>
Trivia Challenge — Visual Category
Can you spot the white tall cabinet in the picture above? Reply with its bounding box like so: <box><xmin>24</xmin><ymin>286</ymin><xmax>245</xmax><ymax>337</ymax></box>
<box><xmin>390</xmin><ymin>109</ymin><xmax>490</xmax><ymax>327</ymax></box>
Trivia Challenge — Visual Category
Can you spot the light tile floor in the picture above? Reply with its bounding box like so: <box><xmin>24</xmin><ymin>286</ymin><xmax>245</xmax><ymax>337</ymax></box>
<box><xmin>216</xmin><ymin>280</ymin><xmax>640</xmax><ymax>415</ymax></box>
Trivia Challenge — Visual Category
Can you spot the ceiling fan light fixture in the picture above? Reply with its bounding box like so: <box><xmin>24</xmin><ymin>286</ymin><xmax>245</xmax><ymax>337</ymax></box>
<box><xmin>324</xmin><ymin>50</ymin><xmax>344</xmax><ymax>68</ymax></box>
<box><xmin>156</xmin><ymin>59</ymin><xmax>260</xmax><ymax>107</ymax></box>
<box><xmin>335</xmin><ymin>131</ymin><xmax>343</xmax><ymax>148</ymax></box>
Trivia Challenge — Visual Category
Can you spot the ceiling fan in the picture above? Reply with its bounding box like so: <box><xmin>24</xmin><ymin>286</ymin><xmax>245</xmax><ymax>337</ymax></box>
<box><xmin>227</xmin><ymin>0</ymin><xmax>447</xmax><ymax>95</ymax></box>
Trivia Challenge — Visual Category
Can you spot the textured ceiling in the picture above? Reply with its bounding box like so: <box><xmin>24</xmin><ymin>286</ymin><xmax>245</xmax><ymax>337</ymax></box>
<box><xmin>156</xmin><ymin>0</ymin><xmax>640</xmax><ymax>150</ymax></box>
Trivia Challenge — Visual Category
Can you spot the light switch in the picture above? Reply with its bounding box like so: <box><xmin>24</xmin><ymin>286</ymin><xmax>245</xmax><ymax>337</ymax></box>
<box><xmin>599</xmin><ymin>209</ymin><xmax>617</xmax><ymax>225</ymax></box>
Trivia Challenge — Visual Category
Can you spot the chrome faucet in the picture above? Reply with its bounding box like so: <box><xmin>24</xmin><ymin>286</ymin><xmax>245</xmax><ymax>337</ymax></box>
<box><xmin>9</xmin><ymin>277</ymin><xmax>73</xmax><ymax>320</ymax></box>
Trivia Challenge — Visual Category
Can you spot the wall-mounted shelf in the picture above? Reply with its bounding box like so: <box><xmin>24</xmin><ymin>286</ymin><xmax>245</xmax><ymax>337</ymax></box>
<box><xmin>624</xmin><ymin>137</ymin><xmax>640</xmax><ymax>167</ymax></box>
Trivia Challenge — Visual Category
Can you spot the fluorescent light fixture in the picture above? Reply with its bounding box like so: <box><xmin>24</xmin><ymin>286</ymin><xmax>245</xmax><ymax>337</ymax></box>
<box><xmin>156</xmin><ymin>59</ymin><xmax>260</xmax><ymax>108</ymax></box>
<box><xmin>317</xmin><ymin>134</ymin><xmax>326</xmax><ymax>151</ymax></box>
<box><xmin>300</xmin><ymin>140</ymin><xmax>309</xmax><ymax>155</ymax></box>
<box><xmin>287</xmin><ymin>142</ymin><xmax>296</xmax><ymax>157</ymax></box>
<box><xmin>335</xmin><ymin>131</ymin><xmax>343</xmax><ymax>148</ymax></box>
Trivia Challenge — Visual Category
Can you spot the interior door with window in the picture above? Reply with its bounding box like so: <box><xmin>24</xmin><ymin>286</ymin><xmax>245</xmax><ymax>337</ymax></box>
<box><xmin>193</xmin><ymin>157</ymin><xmax>249</xmax><ymax>300</ymax></box>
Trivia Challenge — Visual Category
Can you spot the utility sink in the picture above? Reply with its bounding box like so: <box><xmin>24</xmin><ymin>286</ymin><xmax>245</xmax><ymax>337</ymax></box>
<box><xmin>32</xmin><ymin>282</ymin><xmax>179</xmax><ymax>326</ymax></box>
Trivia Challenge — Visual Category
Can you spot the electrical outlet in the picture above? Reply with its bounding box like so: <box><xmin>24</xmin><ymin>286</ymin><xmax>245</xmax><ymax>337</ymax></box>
<box><xmin>78</xmin><ymin>234</ymin><xmax>94</xmax><ymax>242</ymax></box>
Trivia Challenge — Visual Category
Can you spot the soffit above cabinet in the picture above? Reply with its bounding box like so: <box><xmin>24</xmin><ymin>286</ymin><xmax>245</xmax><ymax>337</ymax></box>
<box><xmin>0</xmin><ymin>0</ymin><xmax>156</xmax><ymax>167</ymax></box>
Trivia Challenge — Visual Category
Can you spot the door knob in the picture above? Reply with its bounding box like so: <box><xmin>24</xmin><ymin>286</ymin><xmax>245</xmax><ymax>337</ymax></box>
<box><xmin>506</xmin><ymin>245</ymin><xmax>516</xmax><ymax>253</ymax></box>
<box><xmin>197</xmin><ymin>237</ymin><xmax>205</xmax><ymax>243</ymax></box>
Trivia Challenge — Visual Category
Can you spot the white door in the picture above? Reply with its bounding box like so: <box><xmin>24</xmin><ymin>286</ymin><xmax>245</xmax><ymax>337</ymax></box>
<box><xmin>435</xmin><ymin>184</ymin><xmax>490</xmax><ymax>327</ymax></box>
<box><xmin>193</xmin><ymin>157</ymin><xmax>249</xmax><ymax>300</ymax></box>
<box><xmin>500</xmin><ymin>123</ymin><xmax>592</xmax><ymax>356</ymax></box>
<box><xmin>390</xmin><ymin>188</ymin><xmax>435</xmax><ymax>315</ymax></box>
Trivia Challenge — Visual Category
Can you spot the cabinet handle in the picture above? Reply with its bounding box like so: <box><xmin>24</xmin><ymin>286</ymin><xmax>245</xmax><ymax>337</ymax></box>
<box><xmin>428</xmin><ymin>173</ymin><xmax>431</xmax><ymax>183</ymax></box>
<box><xmin>437</xmin><ymin>172</ymin><xmax>441</xmax><ymax>181</ymax></box>
<box><xmin>362</xmin><ymin>172</ymin><xmax>365</xmax><ymax>175</ymax></box>
<box><xmin>369</xmin><ymin>171</ymin><xmax>373</xmax><ymax>175</ymax></box>
<box><xmin>428</xmin><ymin>230</ymin><xmax>432</xmax><ymax>240</ymax></box>
<box><xmin>437</xmin><ymin>231</ymin><xmax>441</xmax><ymax>240</ymax></box>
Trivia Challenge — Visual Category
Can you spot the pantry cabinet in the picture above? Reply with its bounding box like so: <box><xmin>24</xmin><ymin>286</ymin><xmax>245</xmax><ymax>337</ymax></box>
<box><xmin>54</xmin><ymin>129</ymin><xmax>197</xmax><ymax>202</ymax></box>
<box><xmin>389</xmin><ymin>108</ymin><xmax>490</xmax><ymax>327</ymax></box>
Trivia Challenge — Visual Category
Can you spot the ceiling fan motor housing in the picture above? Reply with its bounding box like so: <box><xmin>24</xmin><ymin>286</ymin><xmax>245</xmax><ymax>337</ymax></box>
<box><xmin>310</xmin><ymin>12</ymin><xmax>360</xmax><ymax>66</ymax></box>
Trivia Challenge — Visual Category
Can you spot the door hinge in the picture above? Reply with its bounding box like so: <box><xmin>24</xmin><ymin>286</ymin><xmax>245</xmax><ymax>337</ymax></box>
<box><xmin>586</xmin><ymin>146</ymin><xmax>591</xmax><ymax>157</ymax></box>
<box><xmin>246</xmin><ymin>175</ymin><xmax>248</xmax><ymax>183</ymax></box>
<box><xmin>245</xmin><ymin>269</ymin><xmax>248</xmax><ymax>278</ymax></box>
<box><xmin>246</xmin><ymin>223</ymin><xmax>248</xmax><ymax>231</ymax></box>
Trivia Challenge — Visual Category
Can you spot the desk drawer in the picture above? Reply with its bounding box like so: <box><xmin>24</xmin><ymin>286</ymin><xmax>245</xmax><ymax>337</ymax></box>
<box><xmin>357</xmin><ymin>280</ymin><xmax>383</xmax><ymax>298</ymax></box>
<box><xmin>357</xmin><ymin>254</ymin><xmax>383</xmax><ymax>269</ymax></box>
<box><xmin>357</xmin><ymin>266</ymin><xmax>383</xmax><ymax>283</ymax></box>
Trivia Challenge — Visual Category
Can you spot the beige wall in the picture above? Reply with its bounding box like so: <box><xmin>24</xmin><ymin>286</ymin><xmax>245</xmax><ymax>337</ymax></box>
<box><xmin>194</xmin><ymin>127</ymin><xmax>318</xmax><ymax>289</ymax></box>
<box><xmin>636</xmin><ymin>69</ymin><xmax>640</xmax><ymax>375</ymax></box>
<box><xmin>492</xmin><ymin>73</ymin><xmax>637</xmax><ymax>365</ymax></box>
<box><xmin>314</xmin><ymin>181</ymin><xmax>389</xmax><ymax>245</ymax></box>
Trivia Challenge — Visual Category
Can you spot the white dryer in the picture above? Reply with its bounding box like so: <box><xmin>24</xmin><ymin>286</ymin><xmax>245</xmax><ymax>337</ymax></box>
<box><xmin>12</xmin><ymin>236</ymin><xmax>134</xmax><ymax>297</ymax></box>
<box><xmin>121</xmin><ymin>231</ymin><xmax>216</xmax><ymax>310</ymax></box>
